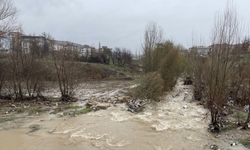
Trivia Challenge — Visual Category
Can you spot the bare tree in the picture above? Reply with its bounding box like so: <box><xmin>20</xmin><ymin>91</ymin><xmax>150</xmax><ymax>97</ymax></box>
<box><xmin>142</xmin><ymin>22</ymin><xmax>163</xmax><ymax>72</ymax></box>
<box><xmin>0</xmin><ymin>0</ymin><xmax>16</xmax><ymax>98</ymax></box>
<box><xmin>188</xmin><ymin>48</ymin><xmax>206</xmax><ymax>101</ymax></box>
<box><xmin>241</xmin><ymin>64</ymin><xmax>250</xmax><ymax>124</ymax></box>
<box><xmin>52</xmin><ymin>44</ymin><xmax>80</xmax><ymax>101</ymax></box>
<box><xmin>0</xmin><ymin>60</ymin><xmax>6</xmax><ymax>96</ymax></box>
<box><xmin>111</xmin><ymin>48</ymin><xmax>132</xmax><ymax>66</ymax></box>
<box><xmin>0</xmin><ymin>0</ymin><xmax>17</xmax><ymax>32</ymax></box>
<box><xmin>204</xmin><ymin>4</ymin><xmax>241</xmax><ymax>131</ymax></box>
<box><xmin>7</xmin><ymin>32</ymin><xmax>46</xmax><ymax>100</ymax></box>
<box><xmin>8</xmin><ymin>32</ymin><xmax>25</xmax><ymax>100</ymax></box>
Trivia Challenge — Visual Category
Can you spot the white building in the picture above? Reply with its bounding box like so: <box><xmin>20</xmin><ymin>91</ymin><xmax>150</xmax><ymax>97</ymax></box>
<box><xmin>0</xmin><ymin>32</ymin><xmax>15</xmax><ymax>53</ymax></box>
<box><xmin>21</xmin><ymin>35</ymin><xmax>46</xmax><ymax>53</ymax></box>
<box><xmin>189</xmin><ymin>46</ymin><xmax>210</xmax><ymax>56</ymax></box>
<box><xmin>0</xmin><ymin>32</ymin><xmax>97</xmax><ymax>57</ymax></box>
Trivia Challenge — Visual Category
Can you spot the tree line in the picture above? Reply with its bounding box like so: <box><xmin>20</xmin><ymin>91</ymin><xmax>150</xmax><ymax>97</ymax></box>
<box><xmin>0</xmin><ymin>0</ymin><xmax>133</xmax><ymax>101</ymax></box>
<box><xmin>136</xmin><ymin>4</ymin><xmax>250</xmax><ymax>132</ymax></box>
<box><xmin>187</xmin><ymin>4</ymin><xmax>250</xmax><ymax>132</ymax></box>
<box><xmin>79</xmin><ymin>47</ymin><xmax>132</xmax><ymax>67</ymax></box>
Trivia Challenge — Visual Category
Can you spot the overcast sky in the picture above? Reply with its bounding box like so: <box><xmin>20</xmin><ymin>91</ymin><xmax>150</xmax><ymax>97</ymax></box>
<box><xmin>14</xmin><ymin>0</ymin><xmax>250</xmax><ymax>52</ymax></box>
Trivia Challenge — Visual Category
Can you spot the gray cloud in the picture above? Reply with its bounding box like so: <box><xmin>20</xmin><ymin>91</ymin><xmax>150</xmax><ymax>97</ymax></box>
<box><xmin>14</xmin><ymin>0</ymin><xmax>250</xmax><ymax>52</ymax></box>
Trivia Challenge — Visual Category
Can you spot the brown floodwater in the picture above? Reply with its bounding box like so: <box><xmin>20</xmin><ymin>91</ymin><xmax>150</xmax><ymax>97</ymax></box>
<box><xmin>0</xmin><ymin>80</ymin><xmax>247</xmax><ymax>150</ymax></box>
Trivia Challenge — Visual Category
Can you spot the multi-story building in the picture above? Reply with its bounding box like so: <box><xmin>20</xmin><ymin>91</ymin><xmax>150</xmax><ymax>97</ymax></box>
<box><xmin>189</xmin><ymin>46</ymin><xmax>210</xmax><ymax>56</ymax></box>
<box><xmin>21</xmin><ymin>35</ymin><xmax>46</xmax><ymax>53</ymax></box>
<box><xmin>0</xmin><ymin>32</ymin><xmax>112</xmax><ymax>58</ymax></box>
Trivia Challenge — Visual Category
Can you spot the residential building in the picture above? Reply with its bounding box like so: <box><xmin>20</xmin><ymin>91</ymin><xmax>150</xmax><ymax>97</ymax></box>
<box><xmin>21</xmin><ymin>35</ymin><xmax>46</xmax><ymax>53</ymax></box>
<box><xmin>0</xmin><ymin>32</ymin><xmax>112</xmax><ymax>58</ymax></box>
<box><xmin>189</xmin><ymin>46</ymin><xmax>210</xmax><ymax>56</ymax></box>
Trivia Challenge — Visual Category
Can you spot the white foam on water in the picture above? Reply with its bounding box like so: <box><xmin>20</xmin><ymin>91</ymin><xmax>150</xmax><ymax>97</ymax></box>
<box><xmin>152</xmin><ymin>120</ymin><xmax>171</xmax><ymax>131</ymax></box>
<box><xmin>53</xmin><ymin>127</ymin><xmax>82</xmax><ymax>134</ymax></box>
<box><xmin>106</xmin><ymin>138</ymin><xmax>130</xmax><ymax>147</ymax></box>
<box><xmin>70</xmin><ymin>130</ymin><xmax>130</xmax><ymax>148</ymax></box>
<box><xmin>110</xmin><ymin>112</ymin><xmax>131</xmax><ymax>122</ymax></box>
<box><xmin>71</xmin><ymin>132</ymin><xmax>108</xmax><ymax>140</ymax></box>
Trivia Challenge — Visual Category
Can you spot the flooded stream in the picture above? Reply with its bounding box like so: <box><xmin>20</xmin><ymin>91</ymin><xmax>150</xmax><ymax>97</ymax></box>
<box><xmin>0</xmin><ymin>80</ymin><xmax>248</xmax><ymax>150</ymax></box>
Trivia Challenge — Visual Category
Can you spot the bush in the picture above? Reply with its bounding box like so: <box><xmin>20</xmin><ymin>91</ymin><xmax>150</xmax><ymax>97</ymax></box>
<box><xmin>131</xmin><ymin>72</ymin><xmax>164</xmax><ymax>101</ymax></box>
<box><xmin>142</xmin><ymin>39</ymin><xmax>184</xmax><ymax>91</ymax></box>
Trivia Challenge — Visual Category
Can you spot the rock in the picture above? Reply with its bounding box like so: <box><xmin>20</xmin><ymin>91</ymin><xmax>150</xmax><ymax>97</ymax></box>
<box><xmin>127</xmin><ymin>99</ymin><xmax>146</xmax><ymax>113</ymax></box>
<box><xmin>86</xmin><ymin>100</ymin><xmax>111</xmax><ymax>111</ymax></box>
<box><xmin>244</xmin><ymin>105</ymin><xmax>249</xmax><ymax>112</ymax></box>
<box><xmin>184</xmin><ymin>77</ymin><xmax>193</xmax><ymax>85</ymax></box>
<box><xmin>209</xmin><ymin>123</ymin><xmax>221</xmax><ymax>133</ymax></box>
<box><xmin>93</xmin><ymin>103</ymin><xmax>110</xmax><ymax>111</ymax></box>
<box><xmin>210</xmin><ymin>144</ymin><xmax>219</xmax><ymax>150</ymax></box>
<box><xmin>61</xmin><ymin>95</ymin><xmax>77</xmax><ymax>102</ymax></box>
<box><xmin>28</xmin><ymin>124</ymin><xmax>41</xmax><ymax>133</ymax></box>
<box><xmin>10</xmin><ymin>104</ymin><xmax>17</xmax><ymax>108</ymax></box>
<box><xmin>118</xmin><ymin>97</ymin><xmax>123</xmax><ymax>101</ymax></box>
<box><xmin>118</xmin><ymin>96</ymin><xmax>130</xmax><ymax>103</ymax></box>
<box><xmin>183</xmin><ymin>105</ymin><xmax>188</xmax><ymax>109</ymax></box>
<box><xmin>57</xmin><ymin>112</ymin><xmax>64</xmax><ymax>118</ymax></box>
<box><xmin>48</xmin><ymin>129</ymin><xmax>56</xmax><ymax>134</ymax></box>
<box><xmin>230</xmin><ymin>142</ymin><xmax>237</xmax><ymax>146</ymax></box>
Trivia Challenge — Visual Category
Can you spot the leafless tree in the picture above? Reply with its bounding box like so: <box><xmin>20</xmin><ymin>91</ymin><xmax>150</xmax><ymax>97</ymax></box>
<box><xmin>0</xmin><ymin>0</ymin><xmax>17</xmax><ymax>32</ymax></box>
<box><xmin>52</xmin><ymin>44</ymin><xmax>80</xmax><ymax>101</ymax></box>
<box><xmin>8</xmin><ymin>32</ymin><xmax>25</xmax><ymax>100</ymax></box>
<box><xmin>0</xmin><ymin>0</ymin><xmax>16</xmax><ymax>98</ymax></box>
<box><xmin>204</xmin><ymin>4</ymin><xmax>241</xmax><ymax>131</ymax></box>
<box><xmin>0</xmin><ymin>60</ymin><xmax>6</xmax><ymax>96</ymax></box>
<box><xmin>142</xmin><ymin>22</ymin><xmax>163</xmax><ymax>72</ymax></box>
<box><xmin>241</xmin><ymin>64</ymin><xmax>250</xmax><ymax>124</ymax></box>
<box><xmin>111</xmin><ymin>48</ymin><xmax>132</xmax><ymax>66</ymax></box>
<box><xmin>7</xmin><ymin>32</ymin><xmax>46</xmax><ymax>100</ymax></box>
<box><xmin>188</xmin><ymin>48</ymin><xmax>206</xmax><ymax>101</ymax></box>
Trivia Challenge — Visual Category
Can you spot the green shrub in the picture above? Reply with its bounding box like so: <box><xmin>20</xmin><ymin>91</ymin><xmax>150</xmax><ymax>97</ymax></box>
<box><xmin>131</xmin><ymin>72</ymin><xmax>164</xmax><ymax>101</ymax></box>
<box><xmin>143</xmin><ymin>40</ymin><xmax>184</xmax><ymax>91</ymax></box>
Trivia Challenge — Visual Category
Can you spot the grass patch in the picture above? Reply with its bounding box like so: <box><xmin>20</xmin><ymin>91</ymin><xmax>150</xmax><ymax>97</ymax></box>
<box><xmin>221</xmin><ymin>122</ymin><xmax>236</xmax><ymax>132</ymax></box>
<box><xmin>50</xmin><ymin>105</ymin><xmax>82</xmax><ymax>114</ymax></box>
<box><xmin>0</xmin><ymin>116</ymin><xmax>16</xmax><ymax>124</ymax></box>
<box><xmin>62</xmin><ymin>107</ymin><xmax>92</xmax><ymax>117</ymax></box>
<box><xmin>63</xmin><ymin>105</ymin><xmax>82</xmax><ymax>110</ymax></box>
<box><xmin>239</xmin><ymin>138</ymin><xmax>250</xmax><ymax>148</ymax></box>
<box><xmin>28</xmin><ymin>106</ymin><xmax>50</xmax><ymax>115</ymax></box>
<box><xmin>232</xmin><ymin>111</ymin><xmax>248</xmax><ymax>122</ymax></box>
<box><xmin>50</xmin><ymin>104</ymin><xmax>92</xmax><ymax>117</ymax></box>
<box><xmin>74</xmin><ymin>107</ymin><xmax>92</xmax><ymax>115</ymax></box>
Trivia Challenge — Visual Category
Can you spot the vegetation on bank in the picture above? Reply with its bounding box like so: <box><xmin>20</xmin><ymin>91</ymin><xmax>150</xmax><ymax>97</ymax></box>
<box><xmin>130</xmin><ymin>72</ymin><xmax>164</xmax><ymax>101</ymax></box>
<box><xmin>0</xmin><ymin>54</ymin><xmax>137</xmax><ymax>101</ymax></box>
<box><xmin>129</xmin><ymin>4</ymin><xmax>250</xmax><ymax>134</ymax></box>
<box><xmin>0</xmin><ymin>40</ymin><xmax>138</xmax><ymax>98</ymax></box>
<box><xmin>0</xmin><ymin>0</ymin><xmax>249</xmax><ymax>139</ymax></box>
<box><xmin>130</xmin><ymin>23</ymin><xmax>186</xmax><ymax>102</ymax></box>
<box><xmin>187</xmin><ymin>5</ymin><xmax>250</xmax><ymax>132</ymax></box>
<box><xmin>239</xmin><ymin>138</ymin><xmax>250</xmax><ymax>149</ymax></box>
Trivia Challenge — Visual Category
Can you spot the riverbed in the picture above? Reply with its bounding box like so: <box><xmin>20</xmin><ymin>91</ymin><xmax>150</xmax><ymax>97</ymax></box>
<box><xmin>0</xmin><ymin>80</ymin><xmax>248</xmax><ymax>150</ymax></box>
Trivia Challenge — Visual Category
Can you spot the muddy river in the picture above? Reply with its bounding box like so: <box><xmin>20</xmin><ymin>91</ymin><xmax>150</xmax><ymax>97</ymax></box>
<box><xmin>0</xmin><ymin>80</ymin><xmax>247</xmax><ymax>150</ymax></box>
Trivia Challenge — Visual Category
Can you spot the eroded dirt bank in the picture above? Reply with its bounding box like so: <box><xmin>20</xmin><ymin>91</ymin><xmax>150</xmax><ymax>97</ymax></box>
<box><xmin>0</xmin><ymin>80</ymin><xmax>248</xmax><ymax>150</ymax></box>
